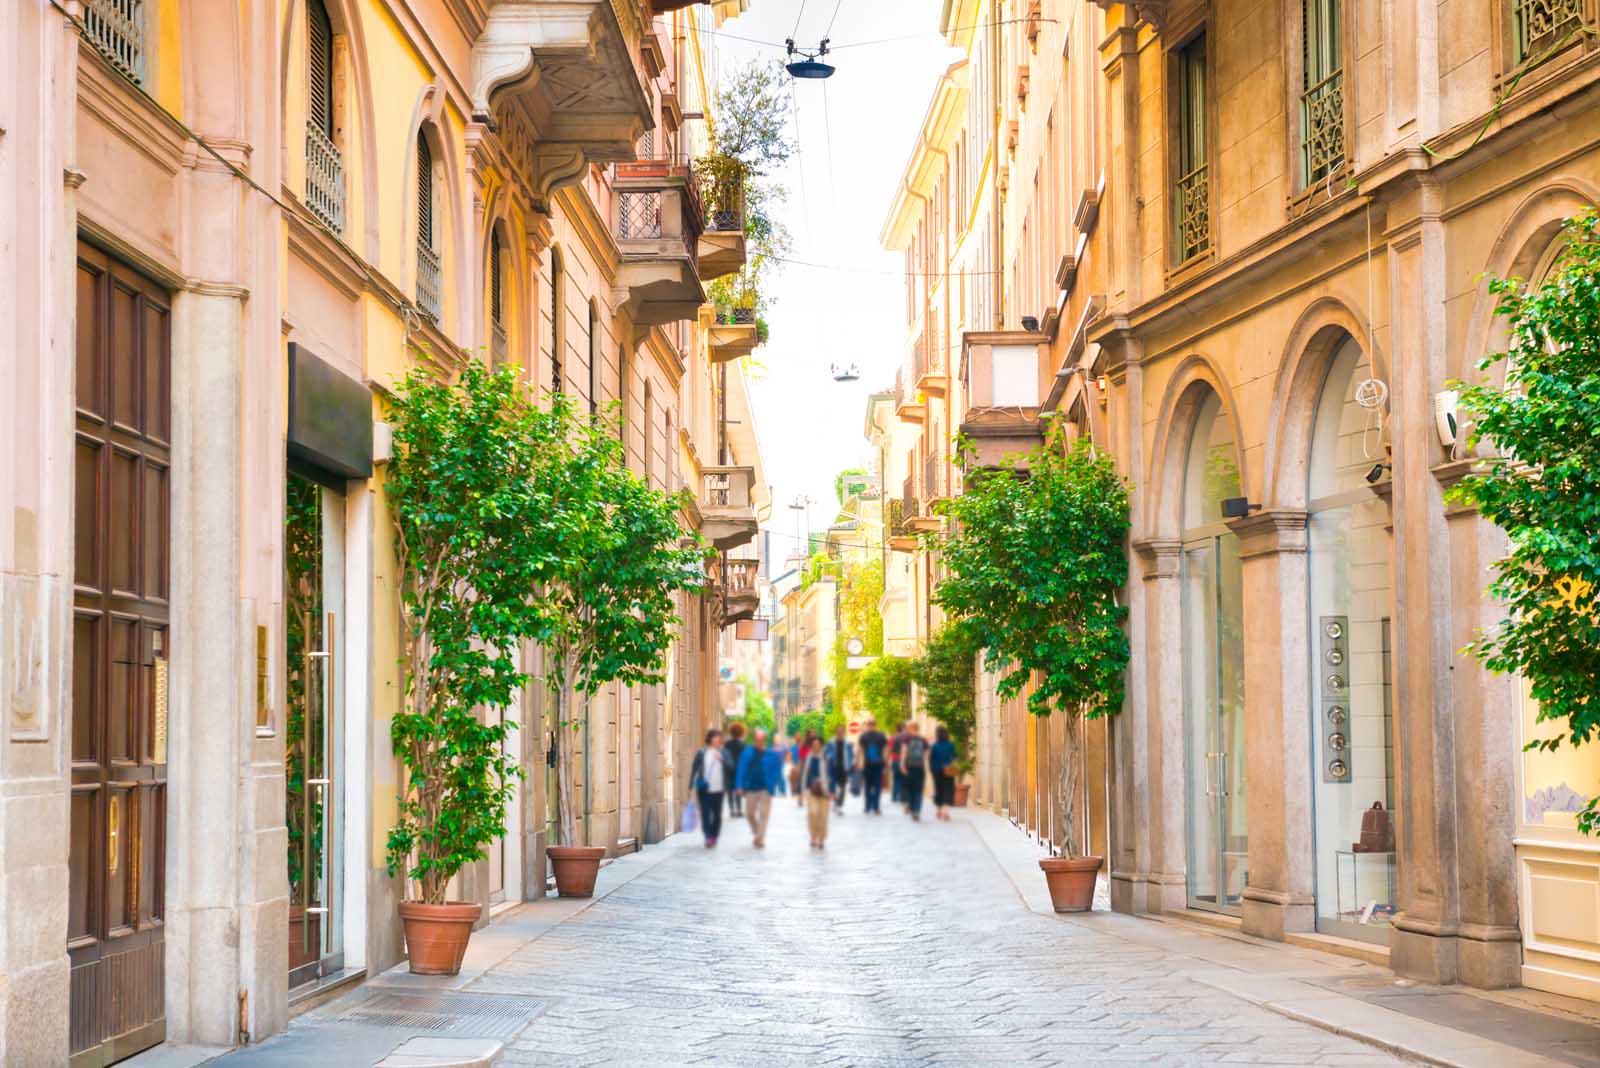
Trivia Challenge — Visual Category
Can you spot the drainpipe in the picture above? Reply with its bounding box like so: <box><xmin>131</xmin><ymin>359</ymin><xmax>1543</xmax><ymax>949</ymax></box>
<box><xmin>992</xmin><ymin>0</ymin><xmax>1004</xmax><ymax>328</ymax></box>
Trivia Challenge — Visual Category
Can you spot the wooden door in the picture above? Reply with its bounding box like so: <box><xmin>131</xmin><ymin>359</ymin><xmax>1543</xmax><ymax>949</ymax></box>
<box><xmin>69</xmin><ymin>243</ymin><xmax>170</xmax><ymax>1067</ymax></box>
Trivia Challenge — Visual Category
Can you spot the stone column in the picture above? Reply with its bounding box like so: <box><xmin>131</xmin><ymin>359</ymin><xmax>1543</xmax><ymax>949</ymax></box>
<box><xmin>1230</xmin><ymin>510</ymin><xmax>1316</xmax><ymax>940</ymax></box>
<box><xmin>0</xmin><ymin>3</ymin><xmax>77</xmax><ymax>1063</ymax></box>
<box><xmin>1127</xmin><ymin>538</ymin><xmax>1188</xmax><ymax>915</ymax></box>
<box><xmin>1386</xmin><ymin>179</ymin><xmax>1464</xmax><ymax>984</ymax></box>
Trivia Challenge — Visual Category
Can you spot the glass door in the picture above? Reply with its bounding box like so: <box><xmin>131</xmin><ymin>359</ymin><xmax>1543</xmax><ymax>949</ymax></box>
<box><xmin>286</xmin><ymin>472</ymin><xmax>345</xmax><ymax>987</ymax></box>
<box><xmin>1182</xmin><ymin>532</ymin><xmax>1248</xmax><ymax>912</ymax></box>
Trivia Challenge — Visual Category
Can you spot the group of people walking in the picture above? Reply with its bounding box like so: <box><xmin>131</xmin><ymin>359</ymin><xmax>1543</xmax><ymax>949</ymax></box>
<box><xmin>687</xmin><ymin>717</ymin><xmax>961</xmax><ymax>851</ymax></box>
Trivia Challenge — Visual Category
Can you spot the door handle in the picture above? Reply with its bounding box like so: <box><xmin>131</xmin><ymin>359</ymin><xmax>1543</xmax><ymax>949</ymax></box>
<box><xmin>1216</xmin><ymin>751</ymin><xmax>1229</xmax><ymax>798</ymax></box>
<box><xmin>107</xmin><ymin>795</ymin><xmax>120</xmax><ymax>875</ymax></box>
<box><xmin>1204</xmin><ymin>751</ymin><xmax>1221</xmax><ymax>797</ymax></box>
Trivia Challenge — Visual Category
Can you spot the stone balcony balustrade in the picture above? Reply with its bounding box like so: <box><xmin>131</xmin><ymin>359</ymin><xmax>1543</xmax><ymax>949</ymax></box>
<box><xmin>699</xmin><ymin>465</ymin><xmax>757</xmax><ymax>550</ymax></box>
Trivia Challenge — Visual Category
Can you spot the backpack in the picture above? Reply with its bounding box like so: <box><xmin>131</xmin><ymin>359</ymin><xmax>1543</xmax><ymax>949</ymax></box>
<box><xmin>865</xmin><ymin>741</ymin><xmax>882</xmax><ymax>764</ymax></box>
<box><xmin>904</xmin><ymin>737</ymin><xmax>927</xmax><ymax>769</ymax></box>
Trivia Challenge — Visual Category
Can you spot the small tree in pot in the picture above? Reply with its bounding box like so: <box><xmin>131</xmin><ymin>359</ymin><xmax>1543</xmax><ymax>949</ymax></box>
<box><xmin>383</xmin><ymin>362</ymin><xmax>552</xmax><ymax>973</ymax></box>
<box><xmin>530</xmin><ymin>396</ymin><xmax>707</xmax><ymax>896</ymax></box>
<box><xmin>928</xmin><ymin>432</ymin><xmax>1130</xmax><ymax>911</ymax></box>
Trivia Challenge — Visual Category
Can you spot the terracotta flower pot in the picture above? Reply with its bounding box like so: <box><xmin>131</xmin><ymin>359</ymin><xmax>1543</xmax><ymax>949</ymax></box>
<box><xmin>398</xmin><ymin>900</ymin><xmax>482</xmax><ymax>976</ymax></box>
<box><xmin>1039</xmin><ymin>855</ymin><xmax>1102</xmax><ymax>913</ymax></box>
<box><xmin>547</xmin><ymin>845</ymin><xmax>606</xmax><ymax>898</ymax></box>
<box><xmin>953</xmin><ymin>782</ymin><xmax>971</xmax><ymax>807</ymax></box>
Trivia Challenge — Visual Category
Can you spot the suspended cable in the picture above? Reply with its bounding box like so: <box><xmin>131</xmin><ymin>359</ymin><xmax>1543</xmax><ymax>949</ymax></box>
<box><xmin>824</xmin><ymin>0</ymin><xmax>846</xmax><ymax>38</ymax></box>
<box><xmin>790</xmin><ymin>0</ymin><xmax>810</xmax><ymax>40</ymax></box>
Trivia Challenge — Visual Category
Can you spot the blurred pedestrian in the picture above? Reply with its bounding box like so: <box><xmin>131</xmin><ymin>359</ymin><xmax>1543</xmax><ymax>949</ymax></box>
<box><xmin>899</xmin><ymin>722</ymin><xmax>928</xmax><ymax>822</ymax></box>
<box><xmin>736</xmin><ymin>728</ymin><xmax>785</xmax><ymax>848</ymax></box>
<box><xmin>857</xmin><ymin>717</ymin><xmax>888</xmax><ymax>815</ymax></box>
<box><xmin>890</xmin><ymin>722</ymin><xmax>909</xmax><ymax>806</ymax></box>
<box><xmin>724</xmin><ymin>721</ymin><xmax>747</xmax><ymax>818</ymax></box>
<box><xmin>788</xmin><ymin>733</ymin><xmax>805</xmax><ymax>806</ymax></box>
<box><xmin>930</xmin><ymin>725</ymin><xmax>959</xmax><ymax>821</ymax></box>
<box><xmin>800</xmin><ymin>735</ymin><xmax>835</xmax><ymax>848</ymax></box>
<box><xmin>688</xmin><ymin>728</ymin><xmax>733</xmax><ymax>846</ymax></box>
<box><xmin>826</xmin><ymin>725</ymin><xmax>853</xmax><ymax>815</ymax></box>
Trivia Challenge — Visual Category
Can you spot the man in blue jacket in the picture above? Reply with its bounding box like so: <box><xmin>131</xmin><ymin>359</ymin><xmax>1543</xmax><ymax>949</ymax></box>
<box><xmin>735</xmin><ymin>727</ymin><xmax>785</xmax><ymax>847</ymax></box>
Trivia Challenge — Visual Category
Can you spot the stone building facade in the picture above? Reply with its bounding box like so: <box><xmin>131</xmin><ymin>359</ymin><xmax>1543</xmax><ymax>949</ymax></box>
<box><xmin>877</xmin><ymin>0</ymin><xmax>1600</xmax><ymax>1003</ymax></box>
<box><xmin>0</xmin><ymin>0</ymin><xmax>766</xmax><ymax>1063</ymax></box>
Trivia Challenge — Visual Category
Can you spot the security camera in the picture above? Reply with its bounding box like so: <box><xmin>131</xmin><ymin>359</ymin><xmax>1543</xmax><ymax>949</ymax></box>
<box><xmin>1434</xmin><ymin>390</ymin><xmax>1459</xmax><ymax>449</ymax></box>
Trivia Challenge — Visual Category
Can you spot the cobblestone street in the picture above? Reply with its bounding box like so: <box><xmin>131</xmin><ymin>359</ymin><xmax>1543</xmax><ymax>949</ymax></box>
<box><xmin>198</xmin><ymin>799</ymin><xmax>1494</xmax><ymax>1068</ymax></box>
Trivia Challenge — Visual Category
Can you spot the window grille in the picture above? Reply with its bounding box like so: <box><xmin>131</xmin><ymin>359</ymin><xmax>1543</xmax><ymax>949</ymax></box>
<box><xmin>490</xmin><ymin>231</ymin><xmax>507</xmax><ymax>367</ymax></box>
<box><xmin>550</xmin><ymin>252</ymin><xmax>564</xmax><ymax>394</ymax></box>
<box><xmin>1513</xmin><ymin>0</ymin><xmax>1586</xmax><ymax>64</ymax></box>
<box><xmin>1173</xmin><ymin>34</ymin><xmax>1210</xmax><ymax>264</ymax></box>
<box><xmin>83</xmin><ymin>0</ymin><xmax>145</xmax><ymax>84</ymax></box>
<box><xmin>415</xmin><ymin>136</ymin><xmax>440</xmax><ymax>321</ymax></box>
<box><xmin>588</xmin><ymin>304</ymin><xmax>599</xmax><ymax>414</ymax></box>
<box><xmin>303</xmin><ymin>0</ymin><xmax>345</xmax><ymax>232</ymax></box>
<box><xmin>1300</xmin><ymin>0</ymin><xmax>1345</xmax><ymax>185</ymax></box>
<box><xmin>619</xmin><ymin>191</ymin><xmax>663</xmax><ymax>239</ymax></box>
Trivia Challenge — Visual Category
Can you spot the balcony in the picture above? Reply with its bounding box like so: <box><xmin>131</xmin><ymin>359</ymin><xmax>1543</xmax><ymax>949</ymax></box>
<box><xmin>923</xmin><ymin>452</ymin><xmax>950</xmax><ymax>505</ymax></box>
<box><xmin>894</xmin><ymin>369</ymin><xmax>925</xmax><ymax>424</ymax></box>
<box><xmin>613</xmin><ymin>161</ymin><xmax>706</xmax><ymax>326</ymax></box>
<box><xmin>470</xmin><ymin>1</ymin><xmax>652</xmax><ymax>212</ymax></box>
<box><xmin>958</xmin><ymin>330</ymin><xmax>1047</xmax><ymax>472</ymax></box>
<box><xmin>708</xmin><ymin>306</ymin><xmax>759</xmax><ymax>364</ymax></box>
<box><xmin>885</xmin><ymin>498</ymin><xmax>915</xmax><ymax>554</ymax></box>
<box><xmin>902</xmin><ymin>477</ymin><xmax>940</xmax><ymax>535</ymax></box>
<box><xmin>910</xmin><ymin>331</ymin><xmax>948</xmax><ymax>396</ymax></box>
<box><xmin>305</xmin><ymin>120</ymin><xmax>345</xmax><ymax>234</ymax></box>
<box><xmin>83</xmin><ymin>0</ymin><xmax>145</xmax><ymax>84</ymax></box>
<box><xmin>710</xmin><ymin>553</ymin><xmax>760</xmax><ymax>627</ymax></box>
<box><xmin>694</xmin><ymin>158</ymin><xmax>748</xmax><ymax>281</ymax></box>
<box><xmin>699</xmin><ymin>466</ymin><xmax>758</xmax><ymax>550</ymax></box>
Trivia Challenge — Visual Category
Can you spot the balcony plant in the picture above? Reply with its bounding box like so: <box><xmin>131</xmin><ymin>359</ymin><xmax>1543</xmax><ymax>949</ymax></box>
<box><xmin>530</xmin><ymin>396</ymin><xmax>707</xmax><ymax>895</ymax></box>
<box><xmin>1451</xmin><ymin>209</ymin><xmax>1600</xmax><ymax>836</ymax></box>
<box><xmin>383</xmin><ymin>362</ymin><xmax>552</xmax><ymax>973</ymax></box>
<box><xmin>927</xmin><ymin>432</ymin><xmax>1130</xmax><ymax>911</ymax></box>
<box><xmin>693</xmin><ymin>153</ymin><xmax>748</xmax><ymax>232</ymax></box>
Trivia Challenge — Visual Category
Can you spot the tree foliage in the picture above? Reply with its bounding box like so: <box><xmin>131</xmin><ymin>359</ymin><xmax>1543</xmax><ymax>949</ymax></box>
<box><xmin>741</xmin><ymin>681</ymin><xmax>777</xmax><ymax>735</ymax></box>
<box><xmin>859</xmin><ymin>655</ymin><xmax>915</xmax><ymax>726</ymax></box>
<box><xmin>928</xmin><ymin>431</ymin><xmax>1131</xmax><ymax>854</ymax></box>
<box><xmin>785</xmin><ymin>710</ymin><xmax>825</xmax><ymax>741</ymax></box>
<box><xmin>383</xmin><ymin>363</ymin><xmax>551</xmax><ymax>902</ymax></box>
<box><xmin>528</xmin><ymin>396</ymin><xmax>708</xmax><ymax>847</ymax></box>
<box><xmin>1453</xmin><ymin>209</ymin><xmax>1600</xmax><ymax>835</ymax></box>
<box><xmin>705</xmin><ymin>60</ymin><xmax>793</xmax><ymax>324</ymax></box>
<box><xmin>914</xmin><ymin>620</ymin><xmax>982</xmax><ymax>774</ymax></box>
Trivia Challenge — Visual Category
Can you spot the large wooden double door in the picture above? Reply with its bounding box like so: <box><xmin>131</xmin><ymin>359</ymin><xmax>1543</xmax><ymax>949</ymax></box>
<box><xmin>69</xmin><ymin>244</ymin><xmax>170</xmax><ymax>1066</ymax></box>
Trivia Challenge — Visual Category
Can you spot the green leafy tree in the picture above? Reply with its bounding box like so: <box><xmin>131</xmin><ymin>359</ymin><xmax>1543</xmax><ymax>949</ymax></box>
<box><xmin>383</xmin><ymin>363</ymin><xmax>553</xmax><ymax>903</ymax></box>
<box><xmin>859</xmin><ymin>655</ymin><xmax>915</xmax><ymax>727</ymax></box>
<box><xmin>742</xmin><ymin>682</ymin><xmax>777</xmax><ymax>735</ymax></box>
<box><xmin>928</xmin><ymin>432</ymin><xmax>1131</xmax><ymax>855</ymax></box>
<box><xmin>527</xmin><ymin>396</ymin><xmax>708</xmax><ymax>848</ymax></box>
<box><xmin>1452</xmin><ymin>209</ymin><xmax>1600</xmax><ymax>835</ymax></box>
<box><xmin>915</xmin><ymin>620</ymin><xmax>982</xmax><ymax>775</ymax></box>
<box><xmin>785</xmin><ymin>710</ymin><xmax>825</xmax><ymax>741</ymax></box>
<box><xmin>828</xmin><ymin>558</ymin><xmax>885</xmax><ymax>713</ymax></box>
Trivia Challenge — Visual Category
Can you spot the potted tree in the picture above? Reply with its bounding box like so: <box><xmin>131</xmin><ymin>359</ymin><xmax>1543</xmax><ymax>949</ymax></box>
<box><xmin>914</xmin><ymin>620</ymin><xmax>982</xmax><ymax>806</ymax></box>
<box><xmin>383</xmin><ymin>362</ymin><xmax>551</xmax><ymax>974</ymax></box>
<box><xmin>531</xmin><ymin>397</ymin><xmax>707</xmax><ymax>896</ymax></box>
<box><xmin>928</xmin><ymin>432</ymin><xmax>1131</xmax><ymax>912</ymax></box>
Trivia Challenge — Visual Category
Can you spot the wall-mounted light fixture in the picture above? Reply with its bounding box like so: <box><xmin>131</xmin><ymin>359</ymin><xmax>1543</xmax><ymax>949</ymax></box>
<box><xmin>1220</xmin><ymin>497</ymin><xmax>1262</xmax><ymax>519</ymax></box>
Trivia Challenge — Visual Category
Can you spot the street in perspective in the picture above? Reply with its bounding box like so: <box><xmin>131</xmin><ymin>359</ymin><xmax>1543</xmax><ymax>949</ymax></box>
<box><xmin>3</xmin><ymin>0</ymin><xmax>1600</xmax><ymax>1066</ymax></box>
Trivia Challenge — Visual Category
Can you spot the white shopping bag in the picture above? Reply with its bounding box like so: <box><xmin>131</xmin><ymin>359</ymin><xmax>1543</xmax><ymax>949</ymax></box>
<box><xmin>680</xmin><ymin>798</ymin><xmax>698</xmax><ymax>835</ymax></box>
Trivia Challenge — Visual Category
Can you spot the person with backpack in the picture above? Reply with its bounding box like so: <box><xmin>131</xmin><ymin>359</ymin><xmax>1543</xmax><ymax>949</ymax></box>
<box><xmin>889</xmin><ymin>722</ymin><xmax>909</xmax><ymax>806</ymax></box>
<box><xmin>857</xmin><ymin>717</ymin><xmax>888</xmax><ymax>815</ymax></box>
<box><xmin>687</xmin><ymin>728</ymin><xmax>734</xmax><ymax>847</ymax></box>
<box><xmin>899</xmin><ymin>721</ymin><xmax>929</xmax><ymax>821</ymax></box>
<box><xmin>724</xmin><ymin>721</ymin><xmax>747</xmax><ymax>818</ymax></box>
<box><xmin>735</xmin><ymin>728</ymin><xmax>785</xmax><ymax>848</ymax></box>
<box><xmin>800</xmin><ymin>735</ymin><xmax>836</xmax><ymax>848</ymax></box>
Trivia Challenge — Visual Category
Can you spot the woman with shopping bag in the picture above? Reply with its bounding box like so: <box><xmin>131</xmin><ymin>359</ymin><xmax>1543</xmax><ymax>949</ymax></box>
<box><xmin>687</xmin><ymin>728</ymin><xmax>733</xmax><ymax>847</ymax></box>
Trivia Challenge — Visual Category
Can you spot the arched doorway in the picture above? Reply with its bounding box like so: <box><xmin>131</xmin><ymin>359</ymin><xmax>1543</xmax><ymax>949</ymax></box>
<box><xmin>1180</xmin><ymin>391</ymin><xmax>1248</xmax><ymax>913</ymax></box>
<box><xmin>1306</xmin><ymin>335</ymin><xmax>1397</xmax><ymax>942</ymax></box>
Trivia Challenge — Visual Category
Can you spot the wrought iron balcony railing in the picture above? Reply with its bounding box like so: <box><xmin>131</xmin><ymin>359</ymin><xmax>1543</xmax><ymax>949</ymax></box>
<box><xmin>1513</xmin><ymin>0</ymin><xmax>1586</xmax><ymax>64</ymax></box>
<box><xmin>1174</xmin><ymin>163</ymin><xmax>1210</xmax><ymax>264</ymax></box>
<box><xmin>84</xmin><ymin>0</ymin><xmax>145</xmax><ymax>83</ymax></box>
<box><xmin>415</xmin><ymin>242</ymin><xmax>442</xmax><ymax>322</ymax></box>
<box><xmin>1300</xmin><ymin>69</ymin><xmax>1346</xmax><ymax>184</ymax></box>
<box><xmin>924</xmin><ymin>453</ymin><xmax>948</xmax><ymax>502</ymax></box>
<box><xmin>491</xmin><ymin>321</ymin><xmax>508</xmax><ymax>367</ymax></box>
<box><xmin>305</xmin><ymin>120</ymin><xmax>346</xmax><ymax>234</ymax></box>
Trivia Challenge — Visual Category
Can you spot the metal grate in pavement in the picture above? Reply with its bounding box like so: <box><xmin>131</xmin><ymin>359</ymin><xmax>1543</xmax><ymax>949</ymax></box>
<box><xmin>336</xmin><ymin>990</ymin><xmax>545</xmax><ymax>1039</ymax></box>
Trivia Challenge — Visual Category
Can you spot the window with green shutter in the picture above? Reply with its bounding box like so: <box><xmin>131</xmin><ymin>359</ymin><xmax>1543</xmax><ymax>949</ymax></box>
<box><xmin>1300</xmin><ymin>0</ymin><xmax>1345</xmax><ymax>186</ymax></box>
<box><xmin>1173</xmin><ymin>34</ymin><xmax>1210</xmax><ymax>265</ymax></box>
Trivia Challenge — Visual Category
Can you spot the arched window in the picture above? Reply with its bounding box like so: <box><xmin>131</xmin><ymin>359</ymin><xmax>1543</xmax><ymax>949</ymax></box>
<box><xmin>304</xmin><ymin>0</ymin><xmax>345</xmax><ymax>232</ymax></box>
<box><xmin>1305</xmin><ymin>336</ymin><xmax>1396</xmax><ymax>942</ymax></box>
<box><xmin>1179</xmin><ymin>389</ymin><xmax>1246</xmax><ymax>915</ymax></box>
<box><xmin>587</xmin><ymin>301</ymin><xmax>599</xmax><ymax>414</ymax></box>
<box><xmin>549</xmin><ymin>248</ymin><xmax>564</xmax><ymax>394</ymax></box>
<box><xmin>489</xmin><ymin>227</ymin><xmax>507</xmax><ymax>368</ymax></box>
<box><xmin>415</xmin><ymin>133</ymin><xmax>441</xmax><ymax>321</ymax></box>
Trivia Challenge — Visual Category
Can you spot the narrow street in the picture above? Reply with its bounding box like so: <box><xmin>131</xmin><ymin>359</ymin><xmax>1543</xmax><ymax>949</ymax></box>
<box><xmin>202</xmin><ymin>802</ymin><xmax>1450</xmax><ymax>1068</ymax></box>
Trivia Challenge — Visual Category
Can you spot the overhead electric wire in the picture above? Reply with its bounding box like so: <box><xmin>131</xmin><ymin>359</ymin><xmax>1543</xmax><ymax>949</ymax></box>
<box><xmin>705</xmin><ymin>18</ymin><xmax>1055</xmax><ymax>53</ymax></box>
<box><xmin>823</xmin><ymin>0</ymin><xmax>846</xmax><ymax>38</ymax></box>
<box><xmin>790</xmin><ymin>0</ymin><xmax>810</xmax><ymax>40</ymax></box>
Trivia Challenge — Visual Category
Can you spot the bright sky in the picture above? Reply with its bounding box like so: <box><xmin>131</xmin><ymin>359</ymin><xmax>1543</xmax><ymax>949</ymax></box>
<box><xmin>712</xmin><ymin>0</ymin><xmax>960</xmax><ymax>562</ymax></box>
